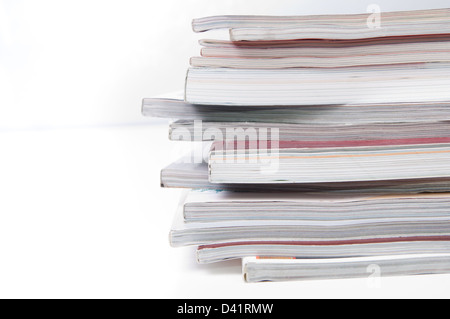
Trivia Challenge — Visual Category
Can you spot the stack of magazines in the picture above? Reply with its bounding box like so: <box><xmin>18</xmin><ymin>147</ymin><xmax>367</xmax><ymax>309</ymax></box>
<box><xmin>143</xmin><ymin>8</ymin><xmax>450</xmax><ymax>282</ymax></box>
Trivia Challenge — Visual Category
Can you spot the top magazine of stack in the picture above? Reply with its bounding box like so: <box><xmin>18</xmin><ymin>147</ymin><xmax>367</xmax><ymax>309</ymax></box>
<box><xmin>192</xmin><ymin>8</ymin><xmax>450</xmax><ymax>40</ymax></box>
<box><xmin>181</xmin><ymin>8</ymin><xmax>450</xmax><ymax>106</ymax></box>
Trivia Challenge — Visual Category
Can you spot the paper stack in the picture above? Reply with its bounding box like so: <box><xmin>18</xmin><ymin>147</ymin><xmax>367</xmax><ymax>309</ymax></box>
<box><xmin>143</xmin><ymin>8</ymin><xmax>450</xmax><ymax>282</ymax></box>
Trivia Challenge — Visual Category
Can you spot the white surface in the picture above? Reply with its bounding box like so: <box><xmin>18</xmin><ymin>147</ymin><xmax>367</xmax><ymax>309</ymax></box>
<box><xmin>1</xmin><ymin>0</ymin><xmax>450</xmax><ymax>298</ymax></box>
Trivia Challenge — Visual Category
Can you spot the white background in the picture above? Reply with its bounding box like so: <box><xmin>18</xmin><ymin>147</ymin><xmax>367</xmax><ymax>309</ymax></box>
<box><xmin>1</xmin><ymin>0</ymin><xmax>450</xmax><ymax>298</ymax></box>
